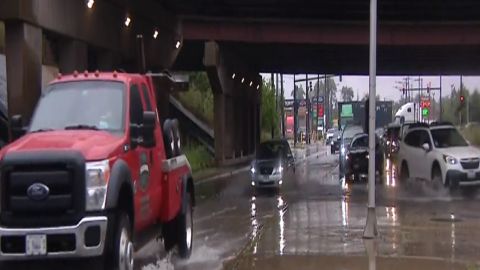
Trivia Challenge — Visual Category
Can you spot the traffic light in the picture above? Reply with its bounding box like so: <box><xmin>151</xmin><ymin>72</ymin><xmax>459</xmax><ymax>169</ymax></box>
<box><xmin>460</xmin><ymin>95</ymin><xmax>465</xmax><ymax>103</ymax></box>
<box><xmin>421</xmin><ymin>100</ymin><xmax>431</xmax><ymax>117</ymax></box>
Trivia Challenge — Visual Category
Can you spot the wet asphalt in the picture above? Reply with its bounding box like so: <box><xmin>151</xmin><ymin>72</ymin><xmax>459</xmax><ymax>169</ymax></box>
<box><xmin>5</xmin><ymin>143</ymin><xmax>480</xmax><ymax>270</ymax></box>
<box><xmin>141</xmin><ymin>142</ymin><xmax>480</xmax><ymax>270</ymax></box>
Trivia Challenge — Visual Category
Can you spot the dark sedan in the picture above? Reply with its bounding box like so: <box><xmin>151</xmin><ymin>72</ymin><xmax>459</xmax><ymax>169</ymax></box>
<box><xmin>344</xmin><ymin>133</ymin><xmax>384</xmax><ymax>183</ymax></box>
<box><xmin>330</xmin><ymin>130</ymin><xmax>341</xmax><ymax>154</ymax></box>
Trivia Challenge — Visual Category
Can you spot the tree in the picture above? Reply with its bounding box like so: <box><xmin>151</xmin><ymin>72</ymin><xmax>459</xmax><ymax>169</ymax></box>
<box><xmin>340</xmin><ymin>86</ymin><xmax>354</xmax><ymax>102</ymax></box>
<box><xmin>262</xmin><ymin>79</ymin><xmax>280</xmax><ymax>137</ymax></box>
<box><xmin>291</xmin><ymin>84</ymin><xmax>305</xmax><ymax>100</ymax></box>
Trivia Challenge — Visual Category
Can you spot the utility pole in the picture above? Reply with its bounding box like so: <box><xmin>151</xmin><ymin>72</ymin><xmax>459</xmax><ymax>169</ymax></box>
<box><xmin>317</xmin><ymin>74</ymin><xmax>320</xmax><ymax>138</ymax></box>
<box><xmin>308</xmin><ymin>81</ymin><xmax>316</xmax><ymax>143</ymax></box>
<box><xmin>305</xmin><ymin>74</ymin><xmax>310</xmax><ymax>144</ymax></box>
<box><xmin>271</xmin><ymin>73</ymin><xmax>275</xmax><ymax>139</ymax></box>
<box><xmin>281</xmin><ymin>74</ymin><xmax>285</xmax><ymax>138</ymax></box>
<box><xmin>439</xmin><ymin>76</ymin><xmax>442</xmax><ymax>121</ymax></box>
<box><xmin>324</xmin><ymin>74</ymin><xmax>328</xmax><ymax>130</ymax></box>
<box><xmin>293</xmin><ymin>74</ymin><xmax>297</xmax><ymax>147</ymax></box>
<box><xmin>364</xmin><ymin>0</ymin><xmax>378</xmax><ymax>239</ymax></box>
<box><xmin>460</xmin><ymin>75</ymin><xmax>463</xmax><ymax>126</ymax></box>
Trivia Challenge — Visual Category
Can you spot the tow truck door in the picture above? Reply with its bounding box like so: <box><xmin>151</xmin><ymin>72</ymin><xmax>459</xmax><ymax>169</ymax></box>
<box><xmin>129</xmin><ymin>80</ymin><xmax>155</xmax><ymax>230</ymax></box>
<box><xmin>138</xmin><ymin>81</ymin><xmax>164</xmax><ymax>221</ymax></box>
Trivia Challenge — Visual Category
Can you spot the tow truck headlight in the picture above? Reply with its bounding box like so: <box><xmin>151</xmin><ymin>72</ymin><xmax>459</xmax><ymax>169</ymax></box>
<box><xmin>250</xmin><ymin>166</ymin><xmax>256</xmax><ymax>174</ymax></box>
<box><xmin>443</xmin><ymin>155</ymin><xmax>458</xmax><ymax>165</ymax></box>
<box><xmin>86</xmin><ymin>160</ymin><xmax>110</xmax><ymax>211</ymax></box>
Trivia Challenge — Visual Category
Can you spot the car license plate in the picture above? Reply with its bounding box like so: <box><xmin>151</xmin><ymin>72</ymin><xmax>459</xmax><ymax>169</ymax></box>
<box><xmin>467</xmin><ymin>171</ymin><xmax>476</xmax><ymax>179</ymax></box>
<box><xmin>26</xmin><ymin>235</ymin><xmax>47</xmax><ymax>256</ymax></box>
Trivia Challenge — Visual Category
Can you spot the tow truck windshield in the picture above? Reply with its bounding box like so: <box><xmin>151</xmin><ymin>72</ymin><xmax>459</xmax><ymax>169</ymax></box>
<box><xmin>29</xmin><ymin>81</ymin><xmax>125</xmax><ymax>134</ymax></box>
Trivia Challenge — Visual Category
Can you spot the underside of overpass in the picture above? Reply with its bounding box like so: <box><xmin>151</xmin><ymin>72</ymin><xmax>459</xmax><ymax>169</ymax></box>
<box><xmin>2</xmin><ymin>0</ymin><xmax>480</xmax><ymax>164</ymax></box>
<box><xmin>169</xmin><ymin>0</ymin><xmax>480</xmax><ymax>75</ymax></box>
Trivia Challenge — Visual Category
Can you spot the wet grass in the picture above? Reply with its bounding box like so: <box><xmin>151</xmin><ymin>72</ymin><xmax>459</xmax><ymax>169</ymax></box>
<box><xmin>184</xmin><ymin>143</ymin><xmax>213</xmax><ymax>173</ymax></box>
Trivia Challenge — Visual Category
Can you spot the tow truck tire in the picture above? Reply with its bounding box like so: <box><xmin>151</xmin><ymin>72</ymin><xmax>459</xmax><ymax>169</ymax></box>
<box><xmin>162</xmin><ymin>191</ymin><xmax>193</xmax><ymax>258</ymax></box>
<box><xmin>163</xmin><ymin>119</ymin><xmax>175</xmax><ymax>159</ymax></box>
<box><xmin>178</xmin><ymin>191</ymin><xmax>193</xmax><ymax>258</ymax></box>
<box><xmin>171</xmin><ymin>119</ymin><xmax>182</xmax><ymax>156</ymax></box>
<box><xmin>107</xmin><ymin>213</ymin><xmax>134</xmax><ymax>270</ymax></box>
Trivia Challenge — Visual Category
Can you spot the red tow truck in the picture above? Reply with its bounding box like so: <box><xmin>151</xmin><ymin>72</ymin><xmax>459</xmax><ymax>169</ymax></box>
<box><xmin>0</xmin><ymin>71</ymin><xmax>194</xmax><ymax>269</ymax></box>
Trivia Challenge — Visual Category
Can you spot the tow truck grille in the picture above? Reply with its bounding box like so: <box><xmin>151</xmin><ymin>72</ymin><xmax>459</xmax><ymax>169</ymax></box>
<box><xmin>6</xmin><ymin>169</ymin><xmax>73</xmax><ymax>213</ymax></box>
<box><xmin>1</xmin><ymin>151</ymin><xmax>85</xmax><ymax>228</ymax></box>
<box><xmin>461</xmin><ymin>158</ymin><xmax>480</xmax><ymax>170</ymax></box>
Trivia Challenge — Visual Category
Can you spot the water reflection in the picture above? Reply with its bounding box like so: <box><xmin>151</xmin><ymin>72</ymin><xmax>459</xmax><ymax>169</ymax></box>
<box><xmin>451</xmin><ymin>213</ymin><xmax>456</xmax><ymax>261</ymax></box>
<box><xmin>341</xmin><ymin>198</ymin><xmax>349</xmax><ymax>227</ymax></box>
<box><xmin>385</xmin><ymin>207</ymin><xmax>397</xmax><ymax>224</ymax></box>
<box><xmin>277</xmin><ymin>196</ymin><xmax>286</xmax><ymax>255</ymax></box>
<box><xmin>250</xmin><ymin>196</ymin><xmax>259</xmax><ymax>255</ymax></box>
<box><xmin>385</xmin><ymin>158</ymin><xmax>397</xmax><ymax>187</ymax></box>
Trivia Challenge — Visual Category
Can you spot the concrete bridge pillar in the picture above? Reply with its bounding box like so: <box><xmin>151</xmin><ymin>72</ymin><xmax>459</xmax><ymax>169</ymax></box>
<box><xmin>58</xmin><ymin>39</ymin><xmax>88</xmax><ymax>74</ymax></box>
<box><xmin>205</xmin><ymin>41</ymin><xmax>261</xmax><ymax>165</ymax></box>
<box><xmin>5</xmin><ymin>21</ymin><xmax>42</xmax><ymax>122</ymax></box>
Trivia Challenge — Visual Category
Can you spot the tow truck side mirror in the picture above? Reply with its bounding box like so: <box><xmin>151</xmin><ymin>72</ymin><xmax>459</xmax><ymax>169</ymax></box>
<box><xmin>10</xmin><ymin>114</ymin><xmax>26</xmax><ymax>140</ymax></box>
<box><xmin>141</xmin><ymin>111</ymin><xmax>156</xmax><ymax>148</ymax></box>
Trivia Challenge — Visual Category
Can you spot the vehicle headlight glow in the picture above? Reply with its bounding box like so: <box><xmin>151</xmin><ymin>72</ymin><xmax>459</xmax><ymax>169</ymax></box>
<box><xmin>250</xmin><ymin>166</ymin><xmax>256</xmax><ymax>174</ymax></box>
<box><xmin>443</xmin><ymin>155</ymin><xmax>458</xmax><ymax>165</ymax></box>
<box><xmin>274</xmin><ymin>165</ymin><xmax>284</xmax><ymax>174</ymax></box>
<box><xmin>86</xmin><ymin>160</ymin><xmax>110</xmax><ymax>211</ymax></box>
<box><xmin>341</xmin><ymin>146</ymin><xmax>346</xmax><ymax>155</ymax></box>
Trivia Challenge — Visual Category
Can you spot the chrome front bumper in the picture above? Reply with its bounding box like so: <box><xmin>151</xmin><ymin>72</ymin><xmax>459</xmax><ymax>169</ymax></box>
<box><xmin>0</xmin><ymin>216</ymin><xmax>108</xmax><ymax>260</ymax></box>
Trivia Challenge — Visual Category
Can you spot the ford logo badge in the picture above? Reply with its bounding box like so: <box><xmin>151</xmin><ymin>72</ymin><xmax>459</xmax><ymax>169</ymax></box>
<box><xmin>27</xmin><ymin>183</ymin><xmax>50</xmax><ymax>201</ymax></box>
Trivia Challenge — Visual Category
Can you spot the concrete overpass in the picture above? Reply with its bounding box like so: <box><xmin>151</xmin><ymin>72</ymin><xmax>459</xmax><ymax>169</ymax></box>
<box><xmin>2</xmin><ymin>0</ymin><xmax>480</xmax><ymax>164</ymax></box>
<box><xmin>172</xmin><ymin>0</ymin><xmax>480</xmax><ymax>75</ymax></box>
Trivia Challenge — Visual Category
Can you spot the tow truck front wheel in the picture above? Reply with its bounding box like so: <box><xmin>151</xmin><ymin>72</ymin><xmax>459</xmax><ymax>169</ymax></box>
<box><xmin>178</xmin><ymin>192</ymin><xmax>193</xmax><ymax>258</ymax></box>
<box><xmin>163</xmin><ymin>190</ymin><xmax>193</xmax><ymax>259</ymax></box>
<box><xmin>107</xmin><ymin>213</ymin><xmax>134</xmax><ymax>270</ymax></box>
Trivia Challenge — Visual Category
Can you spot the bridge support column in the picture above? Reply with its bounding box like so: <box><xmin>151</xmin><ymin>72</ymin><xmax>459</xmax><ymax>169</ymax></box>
<box><xmin>5</xmin><ymin>21</ymin><xmax>42</xmax><ymax>122</ymax></box>
<box><xmin>58</xmin><ymin>39</ymin><xmax>87</xmax><ymax>74</ymax></box>
<box><xmin>205</xmin><ymin>41</ymin><xmax>261</xmax><ymax>165</ymax></box>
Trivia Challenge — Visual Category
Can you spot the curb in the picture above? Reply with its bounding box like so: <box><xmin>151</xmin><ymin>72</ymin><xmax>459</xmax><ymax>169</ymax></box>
<box><xmin>195</xmin><ymin>145</ymin><xmax>328</xmax><ymax>185</ymax></box>
<box><xmin>195</xmin><ymin>166</ymin><xmax>250</xmax><ymax>185</ymax></box>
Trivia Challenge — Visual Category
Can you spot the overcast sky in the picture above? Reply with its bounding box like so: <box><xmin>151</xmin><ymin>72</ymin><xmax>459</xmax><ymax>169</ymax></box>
<box><xmin>262</xmin><ymin>74</ymin><xmax>480</xmax><ymax>102</ymax></box>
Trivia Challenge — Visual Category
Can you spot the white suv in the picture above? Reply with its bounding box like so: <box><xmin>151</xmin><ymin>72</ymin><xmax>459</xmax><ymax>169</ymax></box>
<box><xmin>397</xmin><ymin>123</ymin><xmax>480</xmax><ymax>189</ymax></box>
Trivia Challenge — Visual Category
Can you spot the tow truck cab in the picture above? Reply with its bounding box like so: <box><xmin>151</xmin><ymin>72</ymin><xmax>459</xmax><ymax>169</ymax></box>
<box><xmin>0</xmin><ymin>72</ymin><xmax>194</xmax><ymax>268</ymax></box>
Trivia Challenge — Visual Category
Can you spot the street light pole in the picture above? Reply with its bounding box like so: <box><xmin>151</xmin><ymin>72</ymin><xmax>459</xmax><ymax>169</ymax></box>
<box><xmin>281</xmin><ymin>74</ymin><xmax>285</xmax><ymax>138</ymax></box>
<box><xmin>317</xmin><ymin>75</ymin><xmax>320</xmax><ymax>137</ymax></box>
<box><xmin>439</xmin><ymin>76</ymin><xmax>442</xmax><ymax>121</ymax></box>
<box><xmin>324</xmin><ymin>74</ymin><xmax>328</xmax><ymax>130</ymax></box>
<box><xmin>364</xmin><ymin>0</ymin><xmax>378</xmax><ymax>239</ymax></box>
<box><xmin>294</xmin><ymin>74</ymin><xmax>297</xmax><ymax>147</ymax></box>
<box><xmin>305</xmin><ymin>74</ymin><xmax>310</xmax><ymax>144</ymax></box>
<box><xmin>271</xmin><ymin>73</ymin><xmax>275</xmax><ymax>139</ymax></box>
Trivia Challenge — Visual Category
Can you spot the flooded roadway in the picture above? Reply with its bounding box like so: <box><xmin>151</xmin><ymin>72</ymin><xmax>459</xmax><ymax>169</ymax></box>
<box><xmin>139</xmin><ymin>144</ymin><xmax>480</xmax><ymax>270</ymax></box>
<box><xmin>7</xmin><ymin>143</ymin><xmax>480</xmax><ymax>269</ymax></box>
